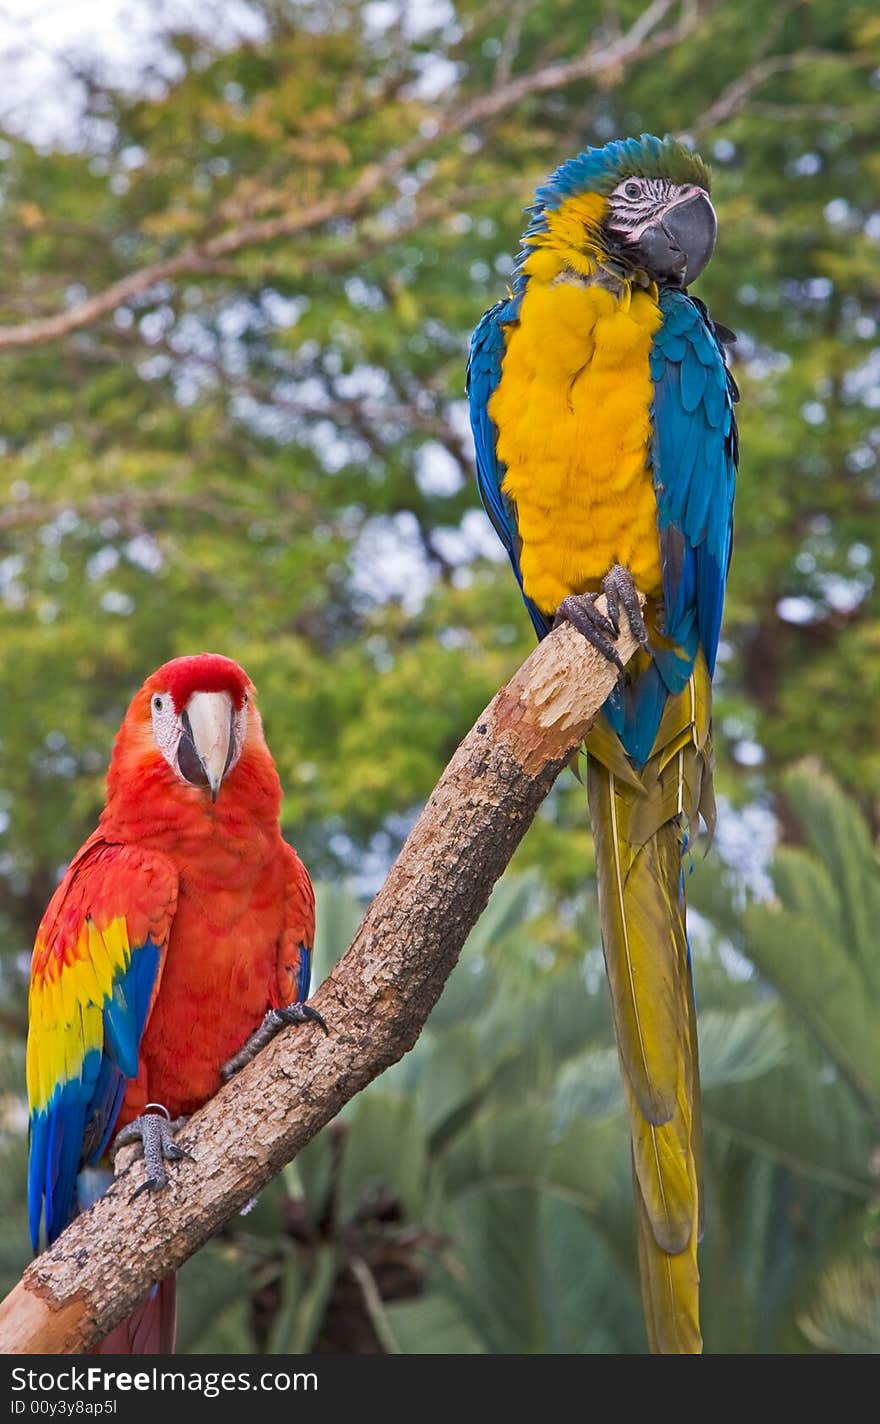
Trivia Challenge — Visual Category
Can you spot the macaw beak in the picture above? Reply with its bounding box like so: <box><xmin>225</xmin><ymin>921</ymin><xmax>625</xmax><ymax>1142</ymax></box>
<box><xmin>632</xmin><ymin>188</ymin><xmax>717</xmax><ymax>285</ymax></box>
<box><xmin>179</xmin><ymin>691</ymin><xmax>235</xmax><ymax>801</ymax></box>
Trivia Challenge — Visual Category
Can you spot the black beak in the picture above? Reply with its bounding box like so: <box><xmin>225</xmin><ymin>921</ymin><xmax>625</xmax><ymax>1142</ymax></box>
<box><xmin>631</xmin><ymin>191</ymin><xmax>717</xmax><ymax>285</ymax></box>
<box><xmin>176</xmin><ymin>711</ymin><xmax>211</xmax><ymax>794</ymax></box>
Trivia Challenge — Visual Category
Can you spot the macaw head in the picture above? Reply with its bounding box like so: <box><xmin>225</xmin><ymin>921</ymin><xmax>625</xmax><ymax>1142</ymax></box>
<box><xmin>520</xmin><ymin>133</ymin><xmax>716</xmax><ymax>289</ymax></box>
<box><xmin>143</xmin><ymin>653</ymin><xmax>252</xmax><ymax>801</ymax></box>
<box><xmin>108</xmin><ymin>653</ymin><xmax>267</xmax><ymax>811</ymax></box>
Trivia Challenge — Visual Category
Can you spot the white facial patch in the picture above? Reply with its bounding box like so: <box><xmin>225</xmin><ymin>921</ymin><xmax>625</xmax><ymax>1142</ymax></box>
<box><xmin>150</xmin><ymin>691</ymin><xmax>183</xmax><ymax>771</ymax></box>
<box><xmin>230</xmin><ymin>698</ymin><xmax>248</xmax><ymax>770</ymax></box>
<box><xmin>605</xmin><ymin>176</ymin><xmax>676</xmax><ymax>240</ymax></box>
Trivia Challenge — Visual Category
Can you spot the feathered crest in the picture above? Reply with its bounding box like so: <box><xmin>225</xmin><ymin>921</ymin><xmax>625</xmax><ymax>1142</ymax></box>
<box><xmin>150</xmin><ymin>653</ymin><xmax>251</xmax><ymax>713</ymax></box>
<box><xmin>534</xmin><ymin>133</ymin><xmax>711</xmax><ymax>213</ymax></box>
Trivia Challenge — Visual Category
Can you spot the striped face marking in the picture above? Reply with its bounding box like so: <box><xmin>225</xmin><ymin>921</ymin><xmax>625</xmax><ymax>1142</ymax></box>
<box><xmin>605</xmin><ymin>177</ymin><xmax>679</xmax><ymax>241</ymax></box>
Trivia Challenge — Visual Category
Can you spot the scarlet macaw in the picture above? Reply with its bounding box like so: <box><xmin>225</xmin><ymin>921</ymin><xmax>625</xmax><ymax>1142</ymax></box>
<box><xmin>26</xmin><ymin>653</ymin><xmax>321</xmax><ymax>1351</ymax></box>
<box><xmin>467</xmin><ymin>134</ymin><xmax>738</xmax><ymax>1353</ymax></box>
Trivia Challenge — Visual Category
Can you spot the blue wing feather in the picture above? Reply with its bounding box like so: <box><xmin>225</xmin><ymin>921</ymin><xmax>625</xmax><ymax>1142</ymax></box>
<box><xmin>467</xmin><ymin>298</ymin><xmax>551</xmax><ymax>639</ymax></box>
<box><xmin>680</xmin><ymin>347</ymin><xmax>708</xmax><ymax>413</ymax></box>
<box><xmin>296</xmin><ymin>944</ymin><xmax>312</xmax><ymax>1003</ymax></box>
<box><xmin>651</xmin><ymin>289</ymin><xmax>738</xmax><ymax>679</ymax></box>
<box><xmin>102</xmin><ymin>937</ymin><xmax>162</xmax><ymax>1080</ymax></box>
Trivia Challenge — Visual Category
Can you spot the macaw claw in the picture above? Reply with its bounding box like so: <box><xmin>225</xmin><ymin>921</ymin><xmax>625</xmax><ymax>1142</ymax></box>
<box><xmin>273</xmin><ymin>1002</ymin><xmax>329</xmax><ymax>1035</ymax></box>
<box><xmin>554</xmin><ymin>592</ymin><xmax>625</xmax><ymax>672</ymax></box>
<box><xmin>601</xmin><ymin>564</ymin><xmax>650</xmax><ymax>650</ymax></box>
<box><xmin>554</xmin><ymin>565</ymin><xmax>649</xmax><ymax>673</ymax></box>
<box><xmin>220</xmin><ymin>1000</ymin><xmax>329</xmax><ymax>1082</ymax></box>
<box><xmin>113</xmin><ymin>1108</ymin><xmax>192</xmax><ymax>1200</ymax></box>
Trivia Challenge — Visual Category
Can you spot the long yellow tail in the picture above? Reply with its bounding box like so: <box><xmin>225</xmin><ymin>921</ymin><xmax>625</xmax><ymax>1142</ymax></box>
<box><xmin>585</xmin><ymin>653</ymin><xmax>714</xmax><ymax>1354</ymax></box>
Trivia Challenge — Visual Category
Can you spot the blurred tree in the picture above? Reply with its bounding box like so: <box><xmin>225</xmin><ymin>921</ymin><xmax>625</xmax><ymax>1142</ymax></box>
<box><xmin>2</xmin><ymin>0</ymin><xmax>879</xmax><ymax>961</ymax></box>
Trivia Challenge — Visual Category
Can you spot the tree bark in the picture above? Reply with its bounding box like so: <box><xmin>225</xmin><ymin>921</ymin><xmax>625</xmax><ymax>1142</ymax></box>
<box><xmin>0</xmin><ymin>606</ymin><xmax>640</xmax><ymax>1354</ymax></box>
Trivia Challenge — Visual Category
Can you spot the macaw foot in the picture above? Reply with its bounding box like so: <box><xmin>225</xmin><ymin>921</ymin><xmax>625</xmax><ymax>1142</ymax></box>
<box><xmin>553</xmin><ymin>565</ymin><xmax>649</xmax><ymax>672</ymax></box>
<box><xmin>113</xmin><ymin>1107</ymin><xmax>192</xmax><ymax>1200</ymax></box>
<box><xmin>219</xmin><ymin>1001</ymin><xmax>329</xmax><ymax>1083</ymax></box>
<box><xmin>601</xmin><ymin>564</ymin><xmax>650</xmax><ymax>651</ymax></box>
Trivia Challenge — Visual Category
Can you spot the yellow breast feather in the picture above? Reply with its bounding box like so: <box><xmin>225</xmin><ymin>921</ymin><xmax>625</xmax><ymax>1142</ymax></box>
<box><xmin>489</xmin><ymin>253</ymin><xmax>663</xmax><ymax>618</ymax></box>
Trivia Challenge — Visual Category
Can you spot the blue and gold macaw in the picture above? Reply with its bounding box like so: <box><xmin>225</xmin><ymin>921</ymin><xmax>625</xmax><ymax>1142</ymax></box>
<box><xmin>467</xmin><ymin>134</ymin><xmax>738</xmax><ymax>1354</ymax></box>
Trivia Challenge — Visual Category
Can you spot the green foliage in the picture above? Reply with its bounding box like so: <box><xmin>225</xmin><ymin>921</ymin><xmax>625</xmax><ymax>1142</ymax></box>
<box><xmin>162</xmin><ymin>877</ymin><xmax>876</xmax><ymax>1355</ymax></box>
<box><xmin>695</xmin><ymin>764</ymin><xmax>880</xmax><ymax>1109</ymax></box>
<box><xmin>800</xmin><ymin>1250</ymin><xmax>880</xmax><ymax>1354</ymax></box>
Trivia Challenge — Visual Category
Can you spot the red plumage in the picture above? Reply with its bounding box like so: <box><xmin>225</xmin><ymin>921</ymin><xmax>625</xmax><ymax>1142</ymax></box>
<box><xmin>158</xmin><ymin>653</ymin><xmax>250</xmax><ymax>714</ymax></box>
<box><xmin>105</xmin><ymin>658</ymin><xmax>313</xmax><ymax>1125</ymax></box>
<box><xmin>27</xmin><ymin>653</ymin><xmax>314</xmax><ymax>1354</ymax></box>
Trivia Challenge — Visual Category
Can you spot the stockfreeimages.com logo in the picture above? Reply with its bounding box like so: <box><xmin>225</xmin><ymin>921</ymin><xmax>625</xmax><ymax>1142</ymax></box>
<box><xmin>11</xmin><ymin>1367</ymin><xmax>317</xmax><ymax>1402</ymax></box>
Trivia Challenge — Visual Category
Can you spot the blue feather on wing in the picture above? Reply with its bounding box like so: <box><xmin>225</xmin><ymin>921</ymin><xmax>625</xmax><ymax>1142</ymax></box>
<box><xmin>651</xmin><ymin>289</ymin><xmax>738</xmax><ymax>679</ymax></box>
<box><xmin>467</xmin><ymin>297</ymin><xmax>551</xmax><ymax>639</ymax></box>
<box><xmin>296</xmin><ymin>945</ymin><xmax>312</xmax><ymax>1004</ymax></box>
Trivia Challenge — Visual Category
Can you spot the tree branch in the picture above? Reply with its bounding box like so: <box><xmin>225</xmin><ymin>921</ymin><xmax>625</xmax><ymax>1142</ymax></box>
<box><xmin>0</xmin><ymin>0</ymin><xmax>698</xmax><ymax>351</ymax></box>
<box><xmin>0</xmin><ymin>485</ymin><xmax>313</xmax><ymax>535</ymax></box>
<box><xmin>690</xmin><ymin>48</ymin><xmax>844</xmax><ymax>134</ymax></box>
<box><xmin>0</xmin><ymin>605</ymin><xmax>640</xmax><ymax>1354</ymax></box>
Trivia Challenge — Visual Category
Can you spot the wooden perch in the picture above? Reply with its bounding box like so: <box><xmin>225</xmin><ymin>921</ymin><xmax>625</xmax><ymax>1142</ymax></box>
<box><xmin>0</xmin><ymin>604</ymin><xmax>641</xmax><ymax>1354</ymax></box>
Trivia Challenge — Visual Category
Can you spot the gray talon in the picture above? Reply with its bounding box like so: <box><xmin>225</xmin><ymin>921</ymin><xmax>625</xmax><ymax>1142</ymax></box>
<box><xmin>554</xmin><ymin>568</ymin><xmax>649</xmax><ymax>672</ymax></box>
<box><xmin>554</xmin><ymin>593</ymin><xmax>625</xmax><ymax>673</ymax></box>
<box><xmin>602</xmin><ymin>564</ymin><xmax>649</xmax><ymax>648</ymax></box>
<box><xmin>114</xmin><ymin>1111</ymin><xmax>191</xmax><ymax>1199</ymax></box>
<box><xmin>220</xmin><ymin>1000</ymin><xmax>329</xmax><ymax>1082</ymax></box>
<box><xmin>275</xmin><ymin>1003</ymin><xmax>329</xmax><ymax>1034</ymax></box>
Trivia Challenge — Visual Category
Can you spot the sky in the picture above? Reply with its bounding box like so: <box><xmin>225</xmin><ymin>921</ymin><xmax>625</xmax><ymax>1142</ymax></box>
<box><xmin>0</xmin><ymin>0</ymin><xmax>267</xmax><ymax>145</ymax></box>
<box><xmin>0</xmin><ymin>0</ymin><xmax>455</xmax><ymax>145</ymax></box>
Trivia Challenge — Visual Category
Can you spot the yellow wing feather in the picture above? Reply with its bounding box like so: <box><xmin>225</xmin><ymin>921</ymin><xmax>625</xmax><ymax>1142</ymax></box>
<box><xmin>27</xmin><ymin>916</ymin><xmax>132</xmax><ymax>1115</ymax></box>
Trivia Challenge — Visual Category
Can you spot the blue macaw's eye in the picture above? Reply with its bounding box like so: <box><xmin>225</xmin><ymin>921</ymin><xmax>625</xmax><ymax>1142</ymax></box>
<box><xmin>624</xmin><ymin>181</ymin><xmax>641</xmax><ymax>199</ymax></box>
